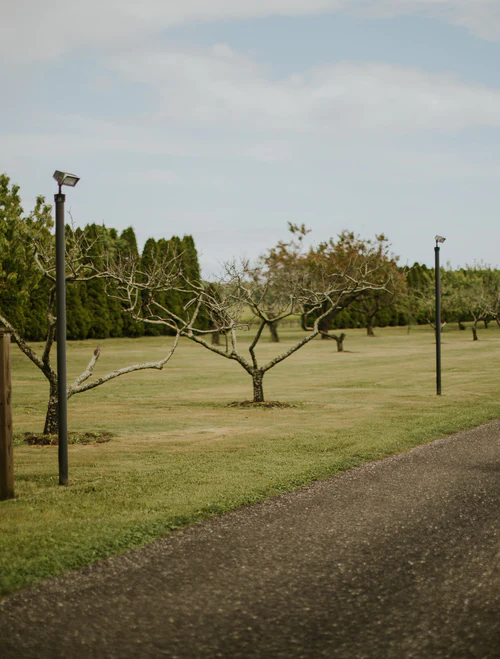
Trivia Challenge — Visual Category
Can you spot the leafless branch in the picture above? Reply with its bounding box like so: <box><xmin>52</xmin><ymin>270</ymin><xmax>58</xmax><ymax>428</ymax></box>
<box><xmin>0</xmin><ymin>311</ymin><xmax>46</xmax><ymax>374</ymax></box>
<box><xmin>68</xmin><ymin>333</ymin><xmax>182</xmax><ymax>397</ymax></box>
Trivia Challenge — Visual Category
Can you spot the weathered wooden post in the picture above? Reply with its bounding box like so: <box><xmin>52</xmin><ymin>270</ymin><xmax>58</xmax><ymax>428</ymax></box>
<box><xmin>0</xmin><ymin>327</ymin><xmax>14</xmax><ymax>500</ymax></box>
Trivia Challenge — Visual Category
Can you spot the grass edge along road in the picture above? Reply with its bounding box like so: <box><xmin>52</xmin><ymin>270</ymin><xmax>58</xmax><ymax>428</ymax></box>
<box><xmin>1</xmin><ymin>325</ymin><xmax>500</xmax><ymax>597</ymax></box>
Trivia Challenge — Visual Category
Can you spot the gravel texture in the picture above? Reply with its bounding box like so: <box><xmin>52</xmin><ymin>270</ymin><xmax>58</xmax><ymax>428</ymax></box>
<box><xmin>1</xmin><ymin>421</ymin><xmax>499</xmax><ymax>658</ymax></box>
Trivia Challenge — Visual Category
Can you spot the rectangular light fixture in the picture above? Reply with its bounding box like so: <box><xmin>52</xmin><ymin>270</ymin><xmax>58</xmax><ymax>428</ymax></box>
<box><xmin>53</xmin><ymin>170</ymin><xmax>80</xmax><ymax>188</ymax></box>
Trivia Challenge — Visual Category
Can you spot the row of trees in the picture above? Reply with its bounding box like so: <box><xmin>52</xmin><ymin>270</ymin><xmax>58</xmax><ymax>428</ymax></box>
<box><xmin>323</xmin><ymin>260</ymin><xmax>500</xmax><ymax>338</ymax></box>
<box><xmin>1</xmin><ymin>173</ymin><xmax>500</xmax><ymax>435</ymax></box>
<box><xmin>0</xmin><ymin>175</ymin><xmax>201</xmax><ymax>343</ymax></box>
<box><xmin>404</xmin><ymin>263</ymin><xmax>500</xmax><ymax>340</ymax></box>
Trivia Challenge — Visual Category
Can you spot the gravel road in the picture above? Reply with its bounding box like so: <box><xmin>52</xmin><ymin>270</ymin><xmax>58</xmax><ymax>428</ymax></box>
<box><xmin>1</xmin><ymin>420</ymin><xmax>499</xmax><ymax>658</ymax></box>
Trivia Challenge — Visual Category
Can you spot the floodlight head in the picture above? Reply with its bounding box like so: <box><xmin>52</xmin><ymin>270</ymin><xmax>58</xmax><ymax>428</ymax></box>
<box><xmin>53</xmin><ymin>170</ymin><xmax>80</xmax><ymax>188</ymax></box>
<box><xmin>435</xmin><ymin>235</ymin><xmax>446</xmax><ymax>244</ymax></box>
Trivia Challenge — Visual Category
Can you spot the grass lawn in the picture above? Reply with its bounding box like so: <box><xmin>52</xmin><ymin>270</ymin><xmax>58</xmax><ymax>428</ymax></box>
<box><xmin>1</xmin><ymin>323</ymin><xmax>499</xmax><ymax>596</ymax></box>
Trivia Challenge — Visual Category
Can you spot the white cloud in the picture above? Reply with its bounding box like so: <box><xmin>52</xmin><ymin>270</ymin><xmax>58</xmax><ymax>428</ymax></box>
<box><xmin>3</xmin><ymin>0</ymin><xmax>500</xmax><ymax>63</ymax></box>
<box><xmin>109</xmin><ymin>46</ymin><xmax>500</xmax><ymax>136</ymax></box>
<box><xmin>448</xmin><ymin>1</ymin><xmax>500</xmax><ymax>40</ymax></box>
<box><xmin>351</xmin><ymin>1</ymin><xmax>500</xmax><ymax>40</ymax></box>
<box><xmin>0</xmin><ymin>113</ymin><xmax>291</xmax><ymax>167</ymax></box>
<box><xmin>0</xmin><ymin>1</ymin><xmax>345</xmax><ymax>61</ymax></box>
<box><xmin>3</xmin><ymin>50</ymin><xmax>500</xmax><ymax>175</ymax></box>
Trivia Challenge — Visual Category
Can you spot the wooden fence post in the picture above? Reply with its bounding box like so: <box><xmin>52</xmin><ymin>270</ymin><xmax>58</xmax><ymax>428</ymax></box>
<box><xmin>0</xmin><ymin>328</ymin><xmax>14</xmax><ymax>501</ymax></box>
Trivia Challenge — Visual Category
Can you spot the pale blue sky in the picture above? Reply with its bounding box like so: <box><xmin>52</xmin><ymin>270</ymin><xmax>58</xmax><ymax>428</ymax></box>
<box><xmin>2</xmin><ymin>1</ymin><xmax>500</xmax><ymax>275</ymax></box>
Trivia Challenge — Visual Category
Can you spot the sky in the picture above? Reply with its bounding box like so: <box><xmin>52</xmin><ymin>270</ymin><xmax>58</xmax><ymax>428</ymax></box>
<box><xmin>2</xmin><ymin>0</ymin><xmax>500</xmax><ymax>276</ymax></box>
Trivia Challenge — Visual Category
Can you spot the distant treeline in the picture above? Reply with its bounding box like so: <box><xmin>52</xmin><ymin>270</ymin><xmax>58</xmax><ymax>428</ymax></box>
<box><xmin>7</xmin><ymin>227</ymin><xmax>496</xmax><ymax>341</ymax></box>
<box><xmin>332</xmin><ymin>261</ymin><xmax>500</xmax><ymax>331</ymax></box>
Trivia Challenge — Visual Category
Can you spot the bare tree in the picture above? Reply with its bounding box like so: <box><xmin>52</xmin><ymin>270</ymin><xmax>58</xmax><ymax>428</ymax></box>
<box><xmin>0</xmin><ymin>221</ymin><xmax>182</xmax><ymax>434</ymax></box>
<box><xmin>111</xmin><ymin>249</ymin><xmax>390</xmax><ymax>403</ymax></box>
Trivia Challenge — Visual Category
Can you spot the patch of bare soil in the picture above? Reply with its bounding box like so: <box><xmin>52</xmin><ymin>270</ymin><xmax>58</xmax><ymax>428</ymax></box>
<box><xmin>23</xmin><ymin>431</ymin><xmax>113</xmax><ymax>446</ymax></box>
<box><xmin>227</xmin><ymin>401</ymin><xmax>298</xmax><ymax>409</ymax></box>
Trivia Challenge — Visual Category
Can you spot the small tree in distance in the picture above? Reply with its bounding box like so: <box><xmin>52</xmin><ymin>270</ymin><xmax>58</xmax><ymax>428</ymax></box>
<box><xmin>450</xmin><ymin>267</ymin><xmax>500</xmax><ymax>341</ymax></box>
<box><xmin>404</xmin><ymin>264</ymin><xmax>450</xmax><ymax>333</ymax></box>
<box><xmin>340</xmin><ymin>232</ymin><xmax>405</xmax><ymax>336</ymax></box>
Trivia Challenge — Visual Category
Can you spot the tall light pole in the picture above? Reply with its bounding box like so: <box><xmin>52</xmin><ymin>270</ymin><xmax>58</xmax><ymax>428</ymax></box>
<box><xmin>53</xmin><ymin>170</ymin><xmax>80</xmax><ymax>485</ymax></box>
<box><xmin>435</xmin><ymin>235</ymin><xmax>446</xmax><ymax>396</ymax></box>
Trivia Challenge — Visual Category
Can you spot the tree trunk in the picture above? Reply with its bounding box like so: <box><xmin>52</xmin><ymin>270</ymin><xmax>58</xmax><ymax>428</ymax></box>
<box><xmin>484</xmin><ymin>320</ymin><xmax>489</xmax><ymax>329</ymax></box>
<box><xmin>211</xmin><ymin>331</ymin><xmax>220</xmax><ymax>345</ymax></box>
<box><xmin>458</xmin><ymin>321</ymin><xmax>466</xmax><ymax>330</ymax></box>
<box><xmin>472</xmin><ymin>325</ymin><xmax>478</xmax><ymax>341</ymax></box>
<box><xmin>319</xmin><ymin>313</ymin><xmax>332</xmax><ymax>339</ymax></box>
<box><xmin>332</xmin><ymin>333</ymin><xmax>346</xmax><ymax>352</ymax></box>
<box><xmin>44</xmin><ymin>391</ymin><xmax>59</xmax><ymax>435</ymax></box>
<box><xmin>367</xmin><ymin>324</ymin><xmax>375</xmax><ymax>336</ymax></box>
<box><xmin>269</xmin><ymin>321</ymin><xmax>280</xmax><ymax>343</ymax></box>
<box><xmin>252</xmin><ymin>371</ymin><xmax>264</xmax><ymax>403</ymax></box>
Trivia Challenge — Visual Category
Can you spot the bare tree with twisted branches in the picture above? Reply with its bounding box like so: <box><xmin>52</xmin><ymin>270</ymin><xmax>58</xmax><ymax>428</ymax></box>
<box><xmin>0</xmin><ymin>217</ymin><xmax>183</xmax><ymax>434</ymax></box>
<box><xmin>110</xmin><ymin>245</ymin><xmax>391</xmax><ymax>403</ymax></box>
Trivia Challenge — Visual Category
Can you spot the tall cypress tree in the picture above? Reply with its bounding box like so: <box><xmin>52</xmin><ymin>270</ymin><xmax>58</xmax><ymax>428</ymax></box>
<box><xmin>117</xmin><ymin>227</ymin><xmax>145</xmax><ymax>337</ymax></box>
<box><xmin>140</xmin><ymin>237</ymin><xmax>163</xmax><ymax>336</ymax></box>
<box><xmin>1</xmin><ymin>184</ymin><xmax>204</xmax><ymax>342</ymax></box>
<box><xmin>82</xmin><ymin>224</ymin><xmax>113</xmax><ymax>339</ymax></box>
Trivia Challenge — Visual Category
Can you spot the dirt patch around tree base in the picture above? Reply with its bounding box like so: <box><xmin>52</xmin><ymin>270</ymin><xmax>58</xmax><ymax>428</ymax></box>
<box><xmin>227</xmin><ymin>401</ymin><xmax>298</xmax><ymax>409</ymax></box>
<box><xmin>23</xmin><ymin>431</ymin><xmax>113</xmax><ymax>446</ymax></box>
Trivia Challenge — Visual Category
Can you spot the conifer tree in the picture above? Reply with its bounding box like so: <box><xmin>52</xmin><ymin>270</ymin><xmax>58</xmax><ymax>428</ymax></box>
<box><xmin>117</xmin><ymin>227</ymin><xmax>145</xmax><ymax>337</ymax></box>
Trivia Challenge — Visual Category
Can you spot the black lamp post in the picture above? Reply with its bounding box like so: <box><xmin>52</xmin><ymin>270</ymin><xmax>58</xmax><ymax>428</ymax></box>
<box><xmin>53</xmin><ymin>170</ymin><xmax>80</xmax><ymax>485</ymax></box>
<box><xmin>435</xmin><ymin>235</ymin><xmax>446</xmax><ymax>396</ymax></box>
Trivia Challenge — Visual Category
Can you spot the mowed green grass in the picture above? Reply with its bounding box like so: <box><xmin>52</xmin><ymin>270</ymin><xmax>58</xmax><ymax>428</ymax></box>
<box><xmin>1</xmin><ymin>324</ymin><xmax>499</xmax><ymax>596</ymax></box>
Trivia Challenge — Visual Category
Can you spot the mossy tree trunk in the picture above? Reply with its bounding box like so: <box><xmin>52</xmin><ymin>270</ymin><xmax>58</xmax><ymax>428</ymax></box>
<box><xmin>472</xmin><ymin>324</ymin><xmax>478</xmax><ymax>341</ymax></box>
<box><xmin>43</xmin><ymin>381</ymin><xmax>59</xmax><ymax>435</ymax></box>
